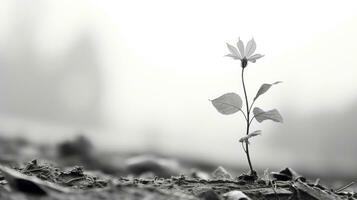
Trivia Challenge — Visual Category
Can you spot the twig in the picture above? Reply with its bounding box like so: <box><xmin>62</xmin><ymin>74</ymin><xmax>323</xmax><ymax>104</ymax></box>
<box><xmin>290</xmin><ymin>183</ymin><xmax>302</xmax><ymax>200</ymax></box>
<box><xmin>241</xmin><ymin>142</ymin><xmax>247</xmax><ymax>153</ymax></box>
<box><xmin>313</xmin><ymin>178</ymin><xmax>320</xmax><ymax>186</ymax></box>
<box><xmin>24</xmin><ymin>167</ymin><xmax>48</xmax><ymax>173</ymax></box>
<box><xmin>270</xmin><ymin>180</ymin><xmax>280</xmax><ymax>200</ymax></box>
<box><xmin>335</xmin><ymin>181</ymin><xmax>354</xmax><ymax>193</ymax></box>
<box><xmin>65</xmin><ymin>176</ymin><xmax>86</xmax><ymax>185</ymax></box>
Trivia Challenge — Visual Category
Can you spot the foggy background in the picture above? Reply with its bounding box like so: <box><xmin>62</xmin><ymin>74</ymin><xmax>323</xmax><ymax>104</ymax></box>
<box><xmin>0</xmin><ymin>0</ymin><xmax>357</xmax><ymax>177</ymax></box>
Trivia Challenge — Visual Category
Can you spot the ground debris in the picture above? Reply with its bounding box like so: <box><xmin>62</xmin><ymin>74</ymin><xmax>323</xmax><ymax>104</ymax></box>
<box><xmin>292</xmin><ymin>179</ymin><xmax>353</xmax><ymax>200</ymax></box>
<box><xmin>9</xmin><ymin>159</ymin><xmax>109</xmax><ymax>190</ymax></box>
<box><xmin>271</xmin><ymin>167</ymin><xmax>305</xmax><ymax>182</ymax></box>
<box><xmin>0</xmin><ymin>159</ymin><xmax>355</xmax><ymax>200</ymax></box>
<box><xmin>244</xmin><ymin>187</ymin><xmax>292</xmax><ymax>196</ymax></box>
<box><xmin>0</xmin><ymin>164</ymin><xmax>72</xmax><ymax>195</ymax></box>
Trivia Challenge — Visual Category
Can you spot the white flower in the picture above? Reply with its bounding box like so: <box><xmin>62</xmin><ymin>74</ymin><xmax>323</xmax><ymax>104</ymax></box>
<box><xmin>225</xmin><ymin>38</ymin><xmax>264</xmax><ymax>67</ymax></box>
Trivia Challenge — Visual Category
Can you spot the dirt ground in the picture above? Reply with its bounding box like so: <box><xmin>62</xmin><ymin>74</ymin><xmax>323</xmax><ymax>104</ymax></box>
<box><xmin>0</xmin><ymin>135</ymin><xmax>355</xmax><ymax>200</ymax></box>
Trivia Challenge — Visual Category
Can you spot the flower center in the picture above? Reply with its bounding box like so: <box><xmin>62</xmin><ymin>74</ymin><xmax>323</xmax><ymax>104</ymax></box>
<box><xmin>241</xmin><ymin>58</ymin><xmax>248</xmax><ymax>68</ymax></box>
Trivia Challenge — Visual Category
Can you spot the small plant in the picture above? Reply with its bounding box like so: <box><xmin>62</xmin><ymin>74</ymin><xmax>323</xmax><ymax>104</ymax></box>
<box><xmin>210</xmin><ymin>38</ymin><xmax>283</xmax><ymax>176</ymax></box>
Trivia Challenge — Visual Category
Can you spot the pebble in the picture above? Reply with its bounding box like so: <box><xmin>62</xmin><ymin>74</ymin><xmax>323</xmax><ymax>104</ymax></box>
<box><xmin>124</xmin><ymin>155</ymin><xmax>180</xmax><ymax>178</ymax></box>
<box><xmin>197</xmin><ymin>189</ymin><xmax>220</xmax><ymax>200</ymax></box>
<box><xmin>223</xmin><ymin>190</ymin><xmax>252</xmax><ymax>200</ymax></box>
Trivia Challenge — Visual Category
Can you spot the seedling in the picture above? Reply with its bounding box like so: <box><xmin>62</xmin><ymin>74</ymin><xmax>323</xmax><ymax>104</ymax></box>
<box><xmin>210</xmin><ymin>38</ymin><xmax>283</xmax><ymax>176</ymax></box>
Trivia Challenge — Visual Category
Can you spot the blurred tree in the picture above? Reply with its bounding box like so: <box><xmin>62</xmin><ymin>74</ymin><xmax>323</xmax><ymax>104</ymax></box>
<box><xmin>0</xmin><ymin>1</ymin><xmax>103</xmax><ymax>127</ymax></box>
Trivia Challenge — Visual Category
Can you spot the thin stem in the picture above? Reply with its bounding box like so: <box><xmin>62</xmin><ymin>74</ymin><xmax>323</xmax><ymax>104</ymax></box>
<box><xmin>248</xmin><ymin>99</ymin><xmax>256</xmax><ymax>114</ymax></box>
<box><xmin>249</xmin><ymin>116</ymin><xmax>255</xmax><ymax>126</ymax></box>
<box><xmin>241</xmin><ymin>142</ymin><xmax>247</xmax><ymax>153</ymax></box>
<box><xmin>249</xmin><ymin>114</ymin><xmax>258</xmax><ymax>126</ymax></box>
<box><xmin>239</xmin><ymin>109</ymin><xmax>248</xmax><ymax>121</ymax></box>
<box><xmin>241</xmin><ymin>67</ymin><xmax>254</xmax><ymax>173</ymax></box>
<box><xmin>241</xmin><ymin>68</ymin><xmax>249</xmax><ymax>131</ymax></box>
<box><xmin>335</xmin><ymin>182</ymin><xmax>355</xmax><ymax>193</ymax></box>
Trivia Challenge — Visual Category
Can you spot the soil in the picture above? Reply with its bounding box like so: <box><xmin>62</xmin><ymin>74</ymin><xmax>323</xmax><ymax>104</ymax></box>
<box><xmin>0</xmin><ymin>135</ymin><xmax>355</xmax><ymax>200</ymax></box>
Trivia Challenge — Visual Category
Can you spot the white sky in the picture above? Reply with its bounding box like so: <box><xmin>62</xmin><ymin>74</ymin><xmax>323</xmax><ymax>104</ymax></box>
<box><xmin>1</xmin><ymin>0</ymin><xmax>357</xmax><ymax>171</ymax></box>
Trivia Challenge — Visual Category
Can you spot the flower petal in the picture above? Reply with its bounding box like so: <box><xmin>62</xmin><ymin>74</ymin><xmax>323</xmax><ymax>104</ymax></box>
<box><xmin>225</xmin><ymin>54</ymin><xmax>240</xmax><ymax>59</ymax></box>
<box><xmin>245</xmin><ymin>38</ymin><xmax>256</xmax><ymax>57</ymax></box>
<box><xmin>226</xmin><ymin>43</ymin><xmax>242</xmax><ymax>59</ymax></box>
<box><xmin>248</xmin><ymin>54</ymin><xmax>264</xmax><ymax>63</ymax></box>
<box><xmin>237</xmin><ymin>38</ymin><xmax>245</xmax><ymax>58</ymax></box>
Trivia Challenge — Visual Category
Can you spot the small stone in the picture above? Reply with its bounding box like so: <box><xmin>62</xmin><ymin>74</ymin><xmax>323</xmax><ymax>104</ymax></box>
<box><xmin>125</xmin><ymin>155</ymin><xmax>180</xmax><ymax>178</ymax></box>
<box><xmin>212</xmin><ymin>166</ymin><xmax>232</xmax><ymax>179</ymax></box>
<box><xmin>198</xmin><ymin>189</ymin><xmax>220</xmax><ymax>200</ymax></box>
<box><xmin>223</xmin><ymin>190</ymin><xmax>252</xmax><ymax>200</ymax></box>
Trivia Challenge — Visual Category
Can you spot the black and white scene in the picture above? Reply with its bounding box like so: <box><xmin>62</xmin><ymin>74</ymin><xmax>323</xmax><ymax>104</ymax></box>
<box><xmin>0</xmin><ymin>0</ymin><xmax>357</xmax><ymax>199</ymax></box>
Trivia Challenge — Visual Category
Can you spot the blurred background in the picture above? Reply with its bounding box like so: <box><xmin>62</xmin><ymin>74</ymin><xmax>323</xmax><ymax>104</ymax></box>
<box><xmin>0</xmin><ymin>0</ymin><xmax>357</xmax><ymax>180</ymax></box>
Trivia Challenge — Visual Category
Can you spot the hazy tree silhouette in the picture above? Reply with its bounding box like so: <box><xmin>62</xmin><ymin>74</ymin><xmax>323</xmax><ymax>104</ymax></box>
<box><xmin>0</xmin><ymin>2</ymin><xmax>103</xmax><ymax>126</ymax></box>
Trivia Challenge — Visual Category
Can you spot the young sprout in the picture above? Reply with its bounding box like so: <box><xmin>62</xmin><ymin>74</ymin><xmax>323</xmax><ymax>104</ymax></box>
<box><xmin>210</xmin><ymin>38</ymin><xmax>283</xmax><ymax>177</ymax></box>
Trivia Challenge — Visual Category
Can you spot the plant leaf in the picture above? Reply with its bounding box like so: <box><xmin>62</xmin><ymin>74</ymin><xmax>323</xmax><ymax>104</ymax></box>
<box><xmin>254</xmin><ymin>81</ymin><xmax>282</xmax><ymax>101</ymax></box>
<box><xmin>239</xmin><ymin>130</ymin><xmax>262</xmax><ymax>144</ymax></box>
<box><xmin>253</xmin><ymin>107</ymin><xmax>283</xmax><ymax>123</ymax></box>
<box><xmin>211</xmin><ymin>93</ymin><xmax>243</xmax><ymax>115</ymax></box>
